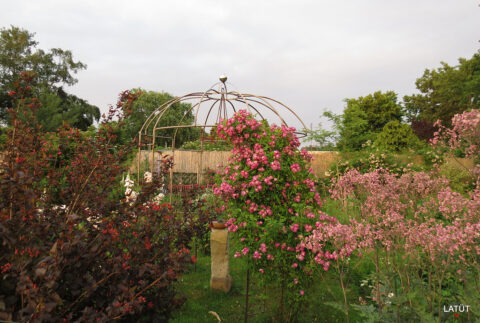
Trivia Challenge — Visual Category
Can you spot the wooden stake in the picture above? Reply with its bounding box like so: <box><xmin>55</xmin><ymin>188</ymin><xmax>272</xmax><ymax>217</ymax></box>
<box><xmin>244</xmin><ymin>267</ymin><xmax>250</xmax><ymax>323</ymax></box>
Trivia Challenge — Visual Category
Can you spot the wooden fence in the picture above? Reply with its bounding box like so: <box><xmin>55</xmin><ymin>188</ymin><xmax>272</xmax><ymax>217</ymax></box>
<box><xmin>131</xmin><ymin>150</ymin><xmax>340</xmax><ymax>178</ymax></box>
<box><xmin>131</xmin><ymin>149</ymin><xmax>476</xmax><ymax>181</ymax></box>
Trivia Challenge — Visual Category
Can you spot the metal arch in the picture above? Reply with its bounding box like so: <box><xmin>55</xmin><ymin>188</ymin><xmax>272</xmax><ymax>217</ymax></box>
<box><xmin>140</xmin><ymin>95</ymin><xmax>185</xmax><ymax>135</ymax></box>
<box><xmin>152</xmin><ymin>96</ymin><xmax>212</xmax><ymax>132</ymax></box>
<box><xmin>231</xmin><ymin>97</ymin><xmax>281</xmax><ymax>123</ymax></box>
<box><xmin>239</xmin><ymin>95</ymin><xmax>289</xmax><ymax>127</ymax></box>
<box><xmin>136</xmin><ymin>77</ymin><xmax>308</xmax><ymax>194</ymax></box>
<box><xmin>204</xmin><ymin>99</ymin><xmax>222</xmax><ymax>128</ymax></box>
<box><xmin>167</xmin><ymin>82</ymin><xmax>224</xmax><ymax>192</ymax></box>
<box><xmin>243</xmin><ymin>94</ymin><xmax>308</xmax><ymax>133</ymax></box>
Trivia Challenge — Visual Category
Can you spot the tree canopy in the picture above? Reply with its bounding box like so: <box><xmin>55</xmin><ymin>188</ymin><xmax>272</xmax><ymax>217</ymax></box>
<box><xmin>404</xmin><ymin>50</ymin><xmax>480</xmax><ymax>127</ymax></box>
<box><xmin>326</xmin><ymin>91</ymin><xmax>404</xmax><ymax>151</ymax></box>
<box><xmin>37</xmin><ymin>88</ymin><xmax>100</xmax><ymax>131</ymax></box>
<box><xmin>0</xmin><ymin>26</ymin><xmax>99</xmax><ymax>128</ymax></box>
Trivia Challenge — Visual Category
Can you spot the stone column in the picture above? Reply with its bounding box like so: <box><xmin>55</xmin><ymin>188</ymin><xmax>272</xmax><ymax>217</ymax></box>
<box><xmin>210</xmin><ymin>228</ymin><xmax>232</xmax><ymax>292</ymax></box>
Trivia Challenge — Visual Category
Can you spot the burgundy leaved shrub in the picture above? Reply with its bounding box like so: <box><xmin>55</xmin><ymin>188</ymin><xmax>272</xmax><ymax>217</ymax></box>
<box><xmin>0</xmin><ymin>73</ymin><xmax>196</xmax><ymax>322</ymax></box>
<box><xmin>410</xmin><ymin>118</ymin><xmax>437</xmax><ymax>141</ymax></box>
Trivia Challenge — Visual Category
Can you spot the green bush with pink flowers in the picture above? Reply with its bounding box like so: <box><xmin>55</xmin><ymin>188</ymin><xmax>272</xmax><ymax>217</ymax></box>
<box><xmin>213</xmin><ymin>111</ymin><xmax>339</xmax><ymax>320</ymax></box>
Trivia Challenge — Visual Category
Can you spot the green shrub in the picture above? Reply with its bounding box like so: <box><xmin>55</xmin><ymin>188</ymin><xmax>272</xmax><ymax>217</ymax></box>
<box><xmin>439</xmin><ymin>161</ymin><xmax>476</xmax><ymax>194</ymax></box>
<box><xmin>327</xmin><ymin>149</ymin><xmax>424</xmax><ymax>180</ymax></box>
<box><xmin>181</xmin><ymin>139</ymin><xmax>232</xmax><ymax>151</ymax></box>
<box><xmin>373</xmin><ymin>120</ymin><xmax>423</xmax><ymax>152</ymax></box>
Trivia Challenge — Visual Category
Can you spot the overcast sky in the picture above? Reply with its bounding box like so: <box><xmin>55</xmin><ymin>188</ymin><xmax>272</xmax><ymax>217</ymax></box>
<box><xmin>2</xmin><ymin>0</ymin><xmax>479</xmax><ymax>132</ymax></box>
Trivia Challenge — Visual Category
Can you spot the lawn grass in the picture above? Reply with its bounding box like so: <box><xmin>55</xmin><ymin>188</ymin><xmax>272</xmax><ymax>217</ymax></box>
<box><xmin>170</xmin><ymin>217</ymin><xmax>368</xmax><ymax>323</ymax></box>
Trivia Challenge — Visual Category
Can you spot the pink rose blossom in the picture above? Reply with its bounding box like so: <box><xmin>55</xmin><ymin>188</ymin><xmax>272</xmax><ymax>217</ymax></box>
<box><xmin>290</xmin><ymin>163</ymin><xmax>301</xmax><ymax>173</ymax></box>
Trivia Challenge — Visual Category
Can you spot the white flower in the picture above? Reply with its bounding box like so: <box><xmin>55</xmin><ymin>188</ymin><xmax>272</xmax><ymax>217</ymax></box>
<box><xmin>124</xmin><ymin>173</ymin><xmax>134</xmax><ymax>188</ymax></box>
<box><xmin>124</xmin><ymin>179</ymin><xmax>134</xmax><ymax>188</ymax></box>
<box><xmin>388</xmin><ymin>292</ymin><xmax>394</xmax><ymax>298</ymax></box>
<box><xmin>52</xmin><ymin>204</ymin><xmax>67</xmax><ymax>211</ymax></box>
<box><xmin>144</xmin><ymin>171</ymin><xmax>153</xmax><ymax>183</ymax></box>
<box><xmin>125</xmin><ymin>188</ymin><xmax>138</xmax><ymax>204</ymax></box>
<box><xmin>200</xmin><ymin>188</ymin><xmax>213</xmax><ymax>200</ymax></box>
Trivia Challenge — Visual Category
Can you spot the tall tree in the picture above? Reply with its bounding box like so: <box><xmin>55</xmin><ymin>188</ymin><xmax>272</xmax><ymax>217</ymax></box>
<box><xmin>0</xmin><ymin>26</ymin><xmax>99</xmax><ymax>127</ymax></box>
<box><xmin>325</xmin><ymin>91</ymin><xmax>404</xmax><ymax>151</ymax></box>
<box><xmin>404</xmin><ymin>50</ymin><xmax>480</xmax><ymax>127</ymax></box>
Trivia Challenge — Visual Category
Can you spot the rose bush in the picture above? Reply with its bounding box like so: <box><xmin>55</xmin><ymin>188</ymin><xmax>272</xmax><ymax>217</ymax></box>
<box><xmin>213</xmin><ymin>110</ymin><xmax>337</xmax><ymax>319</ymax></box>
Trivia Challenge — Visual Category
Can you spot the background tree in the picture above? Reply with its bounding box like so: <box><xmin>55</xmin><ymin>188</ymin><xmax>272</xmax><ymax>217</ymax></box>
<box><xmin>325</xmin><ymin>91</ymin><xmax>404</xmax><ymax>151</ymax></box>
<box><xmin>346</xmin><ymin>90</ymin><xmax>404</xmax><ymax>132</ymax></box>
<box><xmin>335</xmin><ymin>103</ymin><xmax>371</xmax><ymax>151</ymax></box>
<box><xmin>37</xmin><ymin>88</ymin><xmax>100</xmax><ymax>131</ymax></box>
<box><xmin>404</xmin><ymin>50</ymin><xmax>480</xmax><ymax>128</ymax></box>
<box><xmin>302</xmin><ymin>121</ymin><xmax>337</xmax><ymax>151</ymax></box>
<box><xmin>121</xmin><ymin>89</ymin><xmax>199</xmax><ymax>147</ymax></box>
<box><xmin>0</xmin><ymin>25</ymin><xmax>99</xmax><ymax>127</ymax></box>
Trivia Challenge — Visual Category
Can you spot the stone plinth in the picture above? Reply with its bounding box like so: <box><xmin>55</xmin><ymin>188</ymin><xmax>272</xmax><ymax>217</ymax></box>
<box><xmin>210</xmin><ymin>228</ymin><xmax>232</xmax><ymax>292</ymax></box>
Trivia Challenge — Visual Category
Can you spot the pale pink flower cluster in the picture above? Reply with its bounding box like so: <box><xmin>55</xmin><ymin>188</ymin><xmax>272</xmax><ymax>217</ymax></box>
<box><xmin>308</xmin><ymin>165</ymin><xmax>480</xmax><ymax>272</ymax></box>
<box><xmin>306</xmin><ymin>222</ymin><xmax>357</xmax><ymax>271</ymax></box>
<box><xmin>432</xmin><ymin>109</ymin><xmax>480</xmax><ymax>187</ymax></box>
<box><xmin>433</xmin><ymin>109</ymin><xmax>480</xmax><ymax>158</ymax></box>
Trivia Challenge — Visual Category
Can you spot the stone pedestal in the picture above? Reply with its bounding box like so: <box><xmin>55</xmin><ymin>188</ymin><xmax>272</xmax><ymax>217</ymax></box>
<box><xmin>210</xmin><ymin>228</ymin><xmax>232</xmax><ymax>292</ymax></box>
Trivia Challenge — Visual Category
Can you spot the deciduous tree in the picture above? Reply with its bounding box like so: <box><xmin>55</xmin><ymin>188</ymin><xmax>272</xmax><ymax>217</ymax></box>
<box><xmin>404</xmin><ymin>50</ymin><xmax>480</xmax><ymax>127</ymax></box>
<box><xmin>324</xmin><ymin>91</ymin><xmax>404</xmax><ymax>151</ymax></box>
<box><xmin>0</xmin><ymin>26</ymin><xmax>99</xmax><ymax>128</ymax></box>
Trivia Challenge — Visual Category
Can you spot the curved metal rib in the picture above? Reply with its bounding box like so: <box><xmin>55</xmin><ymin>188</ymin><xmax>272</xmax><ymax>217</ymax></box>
<box><xmin>137</xmin><ymin>79</ymin><xmax>309</xmax><ymax>193</ymax></box>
